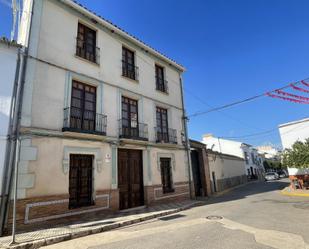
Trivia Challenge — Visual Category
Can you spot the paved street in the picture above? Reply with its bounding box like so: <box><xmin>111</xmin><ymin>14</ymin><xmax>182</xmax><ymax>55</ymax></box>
<box><xmin>45</xmin><ymin>179</ymin><xmax>309</xmax><ymax>249</ymax></box>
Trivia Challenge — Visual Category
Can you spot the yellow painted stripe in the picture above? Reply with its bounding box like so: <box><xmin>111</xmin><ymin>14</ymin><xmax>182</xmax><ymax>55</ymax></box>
<box><xmin>281</xmin><ymin>190</ymin><xmax>309</xmax><ymax>197</ymax></box>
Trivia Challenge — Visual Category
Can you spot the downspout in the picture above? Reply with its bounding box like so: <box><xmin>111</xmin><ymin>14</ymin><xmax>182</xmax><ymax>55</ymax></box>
<box><xmin>179</xmin><ymin>75</ymin><xmax>193</xmax><ymax>199</ymax></box>
<box><xmin>0</xmin><ymin>0</ymin><xmax>34</xmax><ymax>236</ymax></box>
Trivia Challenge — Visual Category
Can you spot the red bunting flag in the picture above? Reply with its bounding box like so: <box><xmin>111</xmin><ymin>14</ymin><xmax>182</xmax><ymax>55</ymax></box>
<box><xmin>266</xmin><ymin>92</ymin><xmax>309</xmax><ymax>104</ymax></box>
<box><xmin>290</xmin><ymin>83</ymin><xmax>309</xmax><ymax>93</ymax></box>
<box><xmin>301</xmin><ymin>80</ymin><xmax>309</xmax><ymax>88</ymax></box>
<box><xmin>275</xmin><ymin>89</ymin><xmax>309</xmax><ymax>101</ymax></box>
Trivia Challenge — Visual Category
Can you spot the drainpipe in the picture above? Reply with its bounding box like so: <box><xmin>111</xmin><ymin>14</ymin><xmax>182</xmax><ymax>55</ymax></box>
<box><xmin>2</xmin><ymin>0</ymin><xmax>34</xmax><ymax>239</ymax></box>
<box><xmin>179</xmin><ymin>75</ymin><xmax>193</xmax><ymax>199</ymax></box>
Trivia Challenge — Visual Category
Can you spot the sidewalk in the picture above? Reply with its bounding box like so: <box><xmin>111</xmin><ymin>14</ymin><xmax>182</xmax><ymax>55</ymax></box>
<box><xmin>0</xmin><ymin>200</ymin><xmax>202</xmax><ymax>249</ymax></box>
<box><xmin>281</xmin><ymin>187</ymin><xmax>309</xmax><ymax>197</ymax></box>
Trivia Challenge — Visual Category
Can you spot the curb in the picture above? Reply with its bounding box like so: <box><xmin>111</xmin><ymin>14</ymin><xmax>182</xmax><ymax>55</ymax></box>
<box><xmin>4</xmin><ymin>202</ymin><xmax>200</xmax><ymax>249</ymax></box>
<box><xmin>281</xmin><ymin>190</ymin><xmax>309</xmax><ymax>197</ymax></box>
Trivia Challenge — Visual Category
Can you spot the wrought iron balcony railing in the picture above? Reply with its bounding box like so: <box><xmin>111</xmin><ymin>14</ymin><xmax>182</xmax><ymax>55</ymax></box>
<box><xmin>119</xmin><ymin>118</ymin><xmax>148</xmax><ymax>140</ymax></box>
<box><xmin>155</xmin><ymin>76</ymin><xmax>168</xmax><ymax>93</ymax></box>
<box><xmin>122</xmin><ymin>60</ymin><xmax>139</xmax><ymax>81</ymax></box>
<box><xmin>76</xmin><ymin>37</ymin><xmax>100</xmax><ymax>64</ymax></box>
<box><xmin>155</xmin><ymin>127</ymin><xmax>177</xmax><ymax>144</ymax></box>
<box><xmin>63</xmin><ymin>107</ymin><xmax>107</xmax><ymax>135</ymax></box>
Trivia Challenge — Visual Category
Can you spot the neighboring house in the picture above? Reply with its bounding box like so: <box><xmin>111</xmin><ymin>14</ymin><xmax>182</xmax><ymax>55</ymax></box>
<box><xmin>0</xmin><ymin>38</ymin><xmax>21</xmax><ymax>195</ymax></box>
<box><xmin>207</xmin><ymin>150</ymin><xmax>247</xmax><ymax>193</ymax></box>
<box><xmin>279</xmin><ymin>117</ymin><xmax>309</xmax><ymax>183</ymax></box>
<box><xmin>256</xmin><ymin>145</ymin><xmax>281</xmax><ymax>160</ymax></box>
<box><xmin>189</xmin><ymin>140</ymin><xmax>211</xmax><ymax>197</ymax></box>
<box><xmin>202</xmin><ymin>134</ymin><xmax>265</xmax><ymax>180</ymax></box>
<box><xmin>2</xmin><ymin>0</ymin><xmax>190</xmax><ymax>230</ymax></box>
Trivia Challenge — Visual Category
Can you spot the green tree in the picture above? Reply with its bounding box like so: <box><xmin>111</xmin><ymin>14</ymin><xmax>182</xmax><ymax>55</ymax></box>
<box><xmin>282</xmin><ymin>139</ymin><xmax>309</xmax><ymax>169</ymax></box>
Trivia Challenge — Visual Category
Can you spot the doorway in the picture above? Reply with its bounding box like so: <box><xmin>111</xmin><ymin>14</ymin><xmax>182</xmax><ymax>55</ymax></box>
<box><xmin>69</xmin><ymin>154</ymin><xmax>94</xmax><ymax>209</ymax></box>
<box><xmin>118</xmin><ymin>149</ymin><xmax>144</xmax><ymax>210</ymax></box>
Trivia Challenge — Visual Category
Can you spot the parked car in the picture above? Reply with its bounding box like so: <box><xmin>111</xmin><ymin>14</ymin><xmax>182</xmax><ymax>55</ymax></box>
<box><xmin>265</xmin><ymin>172</ymin><xmax>279</xmax><ymax>181</ymax></box>
<box><xmin>277</xmin><ymin>171</ymin><xmax>287</xmax><ymax>178</ymax></box>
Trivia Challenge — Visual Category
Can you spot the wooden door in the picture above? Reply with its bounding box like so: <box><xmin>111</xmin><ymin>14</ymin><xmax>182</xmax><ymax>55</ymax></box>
<box><xmin>118</xmin><ymin>149</ymin><xmax>144</xmax><ymax>210</ymax></box>
<box><xmin>69</xmin><ymin>154</ymin><xmax>93</xmax><ymax>209</ymax></box>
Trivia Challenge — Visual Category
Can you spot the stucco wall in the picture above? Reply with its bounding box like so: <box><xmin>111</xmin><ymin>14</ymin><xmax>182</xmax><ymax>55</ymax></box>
<box><xmin>208</xmin><ymin>154</ymin><xmax>246</xmax><ymax>180</ymax></box>
<box><xmin>279</xmin><ymin>119</ymin><xmax>309</xmax><ymax>150</ymax></box>
<box><xmin>279</xmin><ymin>118</ymin><xmax>309</xmax><ymax>176</ymax></box>
<box><xmin>0</xmin><ymin>43</ymin><xmax>19</xmax><ymax>193</ymax></box>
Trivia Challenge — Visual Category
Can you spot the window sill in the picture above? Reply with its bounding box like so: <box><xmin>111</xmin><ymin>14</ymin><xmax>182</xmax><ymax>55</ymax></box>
<box><xmin>155</xmin><ymin>88</ymin><xmax>169</xmax><ymax>95</ymax></box>
<box><xmin>75</xmin><ymin>54</ymin><xmax>100</xmax><ymax>67</ymax></box>
<box><xmin>121</xmin><ymin>74</ymin><xmax>139</xmax><ymax>83</ymax></box>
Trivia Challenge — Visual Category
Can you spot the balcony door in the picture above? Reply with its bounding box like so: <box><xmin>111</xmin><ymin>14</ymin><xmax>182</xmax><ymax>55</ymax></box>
<box><xmin>70</xmin><ymin>81</ymin><xmax>96</xmax><ymax>132</ymax></box>
<box><xmin>156</xmin><ymin>107</ymin><xmax>169</xmax><ymax>142</ymax></box>
<box><xmin>121</xmin><ymin>96</ymin><xmax>138</xmax><ymax>138</ymax></box>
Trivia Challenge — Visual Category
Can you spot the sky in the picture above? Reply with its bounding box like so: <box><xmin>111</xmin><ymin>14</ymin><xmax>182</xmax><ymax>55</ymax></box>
<box><xmin>1</xmin><ymin>0</ymin><xmax>308</xmax><ymax>148</ymax></box>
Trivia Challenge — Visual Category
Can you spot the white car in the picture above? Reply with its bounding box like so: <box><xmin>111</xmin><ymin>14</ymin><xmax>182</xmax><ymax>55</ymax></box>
<box><xmin>265</xmin><ymin>172</ymin><xmax>279</xmax><ymax>181</ymax></box>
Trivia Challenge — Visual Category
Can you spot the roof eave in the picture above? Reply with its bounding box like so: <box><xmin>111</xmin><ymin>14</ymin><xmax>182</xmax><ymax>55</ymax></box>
<box><xmin>60</xmin><ymin>0</ymin><xmax>186</xmax><ymax>72</ymax></box>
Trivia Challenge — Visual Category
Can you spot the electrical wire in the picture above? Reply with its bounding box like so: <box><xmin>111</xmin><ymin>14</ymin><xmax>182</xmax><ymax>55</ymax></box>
<box><xmin>188</xmin><ymin>78</ymin><xmax>308</xmax><ymax>118</ymax></box>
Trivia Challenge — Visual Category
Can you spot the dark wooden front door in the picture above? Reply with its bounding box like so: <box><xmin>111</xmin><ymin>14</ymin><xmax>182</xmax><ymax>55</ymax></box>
<box><xmin>69</xmin><ymin>154</ymin><xmax>93</xmax><ymax>209</ymax></box>
<box><xmin>118</xmin><ymin>149</ymin><xmax>144</xmax><ymax>210</ymax></box>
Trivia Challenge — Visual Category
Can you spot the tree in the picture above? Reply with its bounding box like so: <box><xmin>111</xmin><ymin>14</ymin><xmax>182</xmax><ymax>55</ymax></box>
<box><xmin>282</xmin><ymin>139</ymin><xmax>309</xmax><ymax>169</ymax></box>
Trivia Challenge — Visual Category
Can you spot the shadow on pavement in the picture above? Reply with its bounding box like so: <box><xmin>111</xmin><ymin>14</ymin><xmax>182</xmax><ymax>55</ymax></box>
<box><xmin>200</xmin><ymin>179</ymin><xmax>290</xmax><ymax>205</ymax></box>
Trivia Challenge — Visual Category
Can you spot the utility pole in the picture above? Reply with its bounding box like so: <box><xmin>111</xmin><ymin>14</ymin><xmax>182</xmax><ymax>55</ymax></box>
<box><xmin>179</xmin><ymin>75</ymin><xmax>193</xmax><ymax>199</ymax></box>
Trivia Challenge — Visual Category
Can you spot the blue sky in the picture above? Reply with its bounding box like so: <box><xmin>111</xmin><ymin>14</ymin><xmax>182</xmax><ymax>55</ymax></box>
<box><xmin>1</xmin><ymin>0</ymin><xmax>308</xmax><ymax>148</ymax></box>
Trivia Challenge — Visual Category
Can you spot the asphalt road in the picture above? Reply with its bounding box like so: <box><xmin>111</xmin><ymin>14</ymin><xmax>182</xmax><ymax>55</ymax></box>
<box><xmin>45</xmin><ymin>179</ymin><xmax>309</xmax><ymax>249</ymax></box>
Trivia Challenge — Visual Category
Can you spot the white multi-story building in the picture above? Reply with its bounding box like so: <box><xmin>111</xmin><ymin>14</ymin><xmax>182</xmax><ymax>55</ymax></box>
<box><xmin>1</xmin><ymin>0</ymin><xmax>191</xmax><ymax>230</ymax></box>
<box><xmin>202</xmin><ymin>134</ymin><xmax>264</xmax><ymax>179</ymax></box>
<box><xmin>279</xmin><ymin>117</ymin><xmax>309</xmax><ymax>178</ymax></box>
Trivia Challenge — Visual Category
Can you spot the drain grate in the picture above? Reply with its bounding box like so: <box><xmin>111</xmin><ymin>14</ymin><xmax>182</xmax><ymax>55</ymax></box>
<box><xmin>206</xmin><ymin>215</ymin><xmax>223</xmax><ymax>220</ymax></box>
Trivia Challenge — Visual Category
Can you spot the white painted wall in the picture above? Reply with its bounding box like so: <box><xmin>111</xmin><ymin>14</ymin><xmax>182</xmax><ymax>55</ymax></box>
<box><xmin>16</xmin><ymin>0</ymin><xmax>188</xmax><ymax>198</ymax></box>
<box><xmin>279</xmin><ymin>118</ymin><xmax>309</xmax><ymax>150</ymax></box>
<box><xmin>0</xmin><ymin>42</ymin><xmax>19</xmax><ymax>193</ymax></box>
<box><xmin>208</xmin><ymin>153</ymin><xmax>246</xmax><ymax>180</ymax></box>
<box><xmin>202</xmin><ymin>135</ymin><xmax>264</xmax><ymax>176</ymax></box>
<box><xmin>279</xmin><ymin>118</ymin><xmax>309</xmax><ymax>176</ymax></box>
<box><xmin>22</xmin><ymin>0</ymin><xmax>184</xmax><ymax>143</ymax></box>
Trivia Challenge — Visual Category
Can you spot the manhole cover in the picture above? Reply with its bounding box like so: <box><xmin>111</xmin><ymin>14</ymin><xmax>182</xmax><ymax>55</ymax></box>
<box><xmin>206</xmin><ymin>215</ymin><xmax>223</xmax><ymax>220</ymax></box>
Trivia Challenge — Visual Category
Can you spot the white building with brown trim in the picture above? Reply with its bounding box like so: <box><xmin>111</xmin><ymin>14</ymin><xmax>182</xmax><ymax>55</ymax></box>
<box><xmin>2</xmin><ymin>0</ymin><xmax>191</xmax><ymax>231</ymax></box>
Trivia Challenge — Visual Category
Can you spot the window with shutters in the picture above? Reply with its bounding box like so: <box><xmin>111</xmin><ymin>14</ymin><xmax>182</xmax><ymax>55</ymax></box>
<box><xmin>76</xmin><ymin>23</ymin><xmax>99</xmax><ymax>64</ymax></box>
<box><xmin>156</xmin><ymin>107</ymin><xmax>169</xmax><ymax>142</ymax></box>
<box><xmin>70</xmin><ymin>81</ymin><xmax>96</xmax><ymax>131</ymax></box>
<box><xmin>155</xmin><ymin>64</ymin><xmax>167</xmax><ymax>93</ymax></box>
<box><xmin>122</xmin><ymin>47</ymin><xmax>138</xmax><ymax>80</ymax></box>
<box><xmin>120</xmin><ymin>96</ymin><xmax>139</xmax><ymax>138</ymax></box>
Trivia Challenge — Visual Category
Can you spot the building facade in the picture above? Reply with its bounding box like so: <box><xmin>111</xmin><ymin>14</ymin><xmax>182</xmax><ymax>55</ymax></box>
<box><xmin>202</xmin><ymin>134</ymin><xmax>265</xmax><ymax>180</ymax></box>
<box><xmin>207</xmin><ymin>150</ymin><xmax>247</xmax><ymax>193</ymax></box>
<box><xmin>0</xmin><ymin>38</ymin><xmax>21</xmax><ymax>196</ymax></box>
<box><xmin>5</xmin><ymin>0</ymin><xmax>190</xmax><ymax>229</ymax></box>
<box><xmin>279</xmin><ymin>117</ymin><xmax>309</xmax><ymax>184</ymax></box>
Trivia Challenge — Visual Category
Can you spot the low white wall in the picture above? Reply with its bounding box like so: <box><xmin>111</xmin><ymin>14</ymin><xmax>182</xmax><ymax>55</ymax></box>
<box><xmin>208</xmin><ymin>153</ymin><xmax>246</xmax><ymax>180</ymax></box>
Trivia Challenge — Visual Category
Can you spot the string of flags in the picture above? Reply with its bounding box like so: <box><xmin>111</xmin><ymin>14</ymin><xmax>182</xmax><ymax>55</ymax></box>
<box><xmin>266</xmin><ymin>80</ymin><xmax>309</xmax><ymax>104</ymax></box>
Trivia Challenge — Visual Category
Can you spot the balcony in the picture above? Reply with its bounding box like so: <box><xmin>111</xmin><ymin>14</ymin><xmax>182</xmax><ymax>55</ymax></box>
<box><xmin>122</xmin><ymin>60</ymin><xmax>139</xmax><ymax>81</ymax></box>
<box><xmin>155</xmin><ymin>76</ymin><xmax>168</xmax><ymax>93</ymax></box>
<box><xmin>119</xmin><ymin>118</ymin><xmax>148</xmax><ymax>141</ymax></box>
<box><xmin>76</xmin><ymin>37</ymin><xmax>100</xmax><ymax>64</ymax></box>
<box><xmin>63</xmin><ymin>107</ymin><xmax>107</xmax><ymax>135</ymax></box>
<box><xmin>155</xmin><ymin>127</ymin><xmax>177</xmax><ymax>144</ymax></box>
